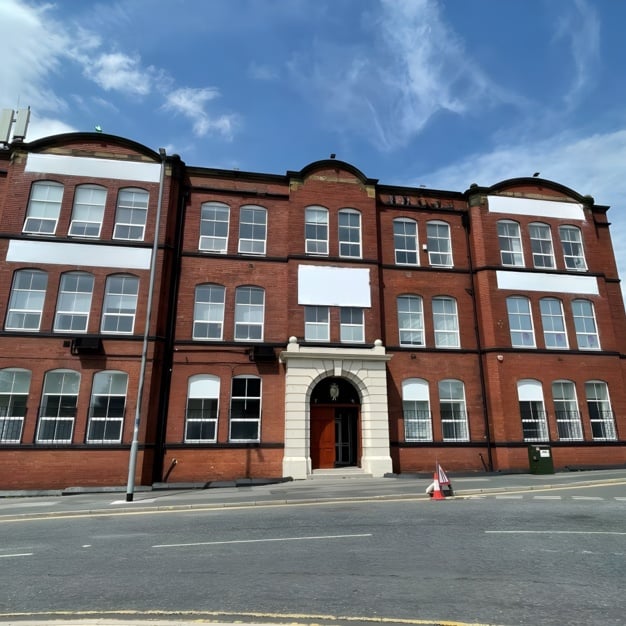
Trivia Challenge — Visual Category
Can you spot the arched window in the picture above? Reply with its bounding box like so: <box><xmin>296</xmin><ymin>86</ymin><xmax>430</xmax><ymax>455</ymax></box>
<box><xmin>234</xmin><ymin>286</ymin><xmax>265</xmax><ymax>340</ymax></box>
<box><xmin>6</xmin><ymin>269</ymin><xmax>48</xmax><ymax>331</ymax></box>
<box><xmin>86</xmin><ymin>371</ymin><xmax>128</xmax><ymax>443</ymax></box>
<box><xmin>36</xmin><ymin>369</ymin><xmax>80</xmax><ymax>443</ymax></box>
<box><xmin>54</xmin><ymin>272</ymin><xmax>94</xmax><ymax>333</ymax></box>
<box><xmin>193</xmin><ymin>284</ymin><xmax>225</xmax><ymax>340</ymax></box>
<box><xmin>497</xmin><ymin>220</ymin><xmax>524</xmax><ymax>267</ymax></box>
<box><xmin>572</xmin><ymin>299</ymin><xmax>600</xmax><ymax>350</ymax></box>
<box><xmin>0</xmin><ymin>368</ymin><xmax>31</xmax><ymax>443</ymax></box>
<box><xmin>402</xmin><ymin>379</ymin><xmax>432</xmax><ymax>441</ymax></box>
<box><xmin>585</xmin><ymin>381</ymin><xmax>616</xmax><ymax>440</ymax></box>
<box><xmin>101</xmin><ymin>274</ymin><xmax>139</xmax><ymax>334</ymax></box>
<box><xmin>200</xmin><ymin>201</ymin><xmax>230</xmax><ymax>253</ymax></box>
<box><xmin>397</xmin><ymin>295</ymin><xmax>424</xmax><ymax>347</ymax></box>
<box><xmin>438</xmin><ymin>379</ymin><xmax>468</xmax><ymax>441</ymax></box>
<box><xmin>539</xmin><ymin>297</ymin><xmax>567</xmax><ymax>349</ymax></box>
<box><xmin>517</xmin><ymin>379</ymin><xmax>548</xmax><ymax>441</ymax></box>
<box><xmin>559</xmin><ymin>225</ymin><xmax>586</xmax><ymax>271</ymax></box>
<box><xmin>69</xmin><ymin>184</ymin><xmax>107</xmax><ymax>238</ymax></box>
<box><xmin>393</xmin><ymin>218</ymin><xmax>418</xmax><ymax>265</ymax></box>
<box><xmin>506</xmin><ymin>296</ymin><xmax>535</xmax><ymax>348</ymax></box>
<box><xmin>305</xmin><ymin>206</ymin><xmax>329</xmax><ymax>255</ymax></box>
<box><xmin>432</xmin><ymin>296</ymin><xmax>459</xmax><ymax>348</ymax></box>
<box><xmin>229</xmin><ymin>376</ymin><xmax>261</xmax><ymax>442</ymax></box>
<box><xmin>338</xmin><ymin>208</ymin><xmax>361</xmax><ymax>258</ymax></box>
<box><xmin>114</xmin><ymin>188</ymin><xmax>149</xmax><ymax>241</ymax></box>
<box><xmin>529</xmin><ymin>222</ymin><xmax>555</xmax><ymax>269</ymax></box>
<box><xmin>426</xmin><ymin>220</ymin><xmax>452</xmax><ymax>267</ymax></box>
<box><xmin>185</xmin><ymin>374</ymin><xmax>220</xmax><ymax>442</ymax></box>
<box><xmin>23</xmin><ymin>181</ymin><xmax>64</xmax><ymax>235</ymax></box>
<box><xmin>238</xmin><ymin>205</ymin><xmax>267</xmax><ymax>255</ymax></box>
<box><xmin>552</xmin><ymin>380</ymin><xmax>582</xmax><ymax>440</ymax></box>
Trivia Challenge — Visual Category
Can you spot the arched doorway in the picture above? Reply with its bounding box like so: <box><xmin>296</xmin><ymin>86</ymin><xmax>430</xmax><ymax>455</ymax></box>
<box><xmin>310</xmin><ymin>377</ymin><xmax>360</xmax><ymax>469</ymax></box>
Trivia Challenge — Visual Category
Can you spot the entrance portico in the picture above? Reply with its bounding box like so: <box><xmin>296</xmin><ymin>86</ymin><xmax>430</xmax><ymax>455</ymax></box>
<box><xmin>280</xmin><ymin>337</ymin><xmax>393</xmax><ymax>479</ymax></box>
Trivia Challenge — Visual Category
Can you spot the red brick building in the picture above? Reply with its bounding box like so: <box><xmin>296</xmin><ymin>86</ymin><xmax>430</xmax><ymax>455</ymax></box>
<box><xmin>1</xmin><ymin>132</ymin><xmax>624</xmax><ymax>489</ymax></box>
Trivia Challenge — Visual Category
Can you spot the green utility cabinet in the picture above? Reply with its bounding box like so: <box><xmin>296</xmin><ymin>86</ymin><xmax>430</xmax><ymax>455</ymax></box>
<box><xmin>528</xmin><ymin>444</ymin><xmax>554</xmax><ymax>474</ymax></box>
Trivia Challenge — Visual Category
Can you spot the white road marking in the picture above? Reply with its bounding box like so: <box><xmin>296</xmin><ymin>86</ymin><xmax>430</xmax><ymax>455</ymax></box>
<box><xmin>572</xmin><ymin>496</ymin><xmax>603</xmax><ymax>500</ymax></box>
<box><xmin>110</xmin><ymin>498</ymin><xmax>157</xmax><ymax>505</ymax></box>
<box><xmin>495</xmin><ymin>495</ymin><xmax>523</xmax><ymax>499</ymax></box>
<box><xmin>533</xmin><ymin>495</ymin><xmax>562</xmax><ymax>499</ymax></box>
<box><xmin>0</xmin><ymin>501</ymin><xmax>56</xmax><ymax>509</ymax></box>
<box><xmin>0</xmin><ymin>553</ymin><xmax>33</xmax><ymax>558</ymax></box>
<box><xmin>153</xmin><ymin>533</ymin><xmax>373</xmax><ymax>548</ymax></box>
<box><xmin>486</xmin><ymin>530</ymin><xmax>626</xmax><ymax>535</ymax></box>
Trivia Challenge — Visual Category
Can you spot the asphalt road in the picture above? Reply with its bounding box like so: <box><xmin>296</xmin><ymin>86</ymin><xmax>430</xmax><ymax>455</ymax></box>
<box><xmin>1</xmin><ymin>474</ymin><xmax>625</xmax><ymax>626</ymax></box>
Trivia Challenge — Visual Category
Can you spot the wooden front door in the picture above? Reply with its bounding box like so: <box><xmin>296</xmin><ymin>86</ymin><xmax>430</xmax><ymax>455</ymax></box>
<box><xmin>310</xmin><ymin>406</ymin><xmax>336</xmax><ymax>469</ymax></box>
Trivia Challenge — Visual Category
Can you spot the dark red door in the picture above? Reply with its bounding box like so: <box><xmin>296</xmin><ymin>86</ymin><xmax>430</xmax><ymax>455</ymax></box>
<box><xmin>310</xmin><ymin>406</ymin><xmax>335</xmax><ymax>469</ymax></box>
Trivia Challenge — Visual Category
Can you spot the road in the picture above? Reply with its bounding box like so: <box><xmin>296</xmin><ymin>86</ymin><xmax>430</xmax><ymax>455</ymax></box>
<box><xmin>1</xmin><ymin>478</ymin><xmax>625</xmax><ymax>626</ymax></box>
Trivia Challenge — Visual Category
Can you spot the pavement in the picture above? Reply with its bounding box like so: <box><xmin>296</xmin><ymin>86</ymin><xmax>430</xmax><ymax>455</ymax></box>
<box><xmin>1</xmin><ymin>467</ymin><xmax>625</xmax><ymax>522</ymax></box>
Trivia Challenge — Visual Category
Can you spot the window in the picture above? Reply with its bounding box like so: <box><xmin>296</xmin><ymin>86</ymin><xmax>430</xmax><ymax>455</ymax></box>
<box><xmin>305</xmin><ymin>206</ymin><xmax>329</xmax><ymax>255</ymax></box>
<box><xmin>559</xmin><ymin>225</ymin><xmax>586</xmax><ymax>271</ymax></box>
<box><xmin>517</xmin><ymin>379</ymin><xmax>549</xmax><ymax>441</ymax></box>
<box><xmin>200</xmin><ymin>202</ymin><xmax>230</xmax><ymax>253</ymax></box>
<box><xmin>238</xmin><ymin>205</ymin><xmax>267</xmax><ymax>255</ymax></box>
<box><xmin>572</xmin><ymin>299</ymin><xmax>600</xmax><ymax>350</ymax></box>
<box><xmin>0</xmin><ymin>368</ymin><xmax>31</xmax><ymax>443</ymax></box>
<box><xmin>397</xmin><ymin>295</ymin><xmax>424</xmax><ymax>347</ymax></box>
<box><xmin>101</xmin><ymin>275</ymin><xmax>139</xmax><ymax>334</ymax></box>
<box><xmin>86</xmin><ymin>371</ymin><xmax>128</xmax><ymax>443</ymax></box>
<box><xmin>552</xmin><ymin>380</ymin><xmax>583</xmax><ymax>440</ymax></box>
<box><xmin>427</xmin><ymin>221</ymin><xmax>452</xmax><ymax>267</ymax></box>
<box><xmin>193</xmin><ymin>284</ymin><xmax>225</xmax><ymax>340</ymax></box>
<box><xmin>529</xmin><ymin>222</ymin><xmax>555</xmax><ymax>269</ymax></box>
<box><xmin>338</xmin><ymin>209</ymin><xmax>361</xmax><ymax>258</ymax></box>
<box><xmin>585</xmin><ymin>381</ymin><xmax>617</xmax><ymax>441</ymax></box>
<box><xmin>506</xmin><ymin>296</ymin><xmax>535</xmax><ymax>348</ymax></box>
<box><xmin>432</xmin><ymin>296</ymin><xmax>460</xmax><ymax>348</ymax></box>
<box><xmin>54</xmin><ymin>272</ymin><xmax>94</xmax><ymax>333</ymax></box>
<box><xmin>393</xmin><ymin>218</ymin><xmax>418</xmax><ymax>265</ymax></box>
<box><xmin>113</xmin><ymin>188</ymin><xmax>149</xmax><ymax>241</ymax></box>
<box><xmin>305</xmin><ymin>306</ymin><xmax>329</xmax><ymax>341</ymax></box>
<box><xmin>439</xmin><ymin>379</ymin><xmax>468</xmax><ymax>441</ymax></box>
<box><xmin>23</xmin><ymin>181</ymin><xmax>63</xmax><ymax>235</ymax></box>
<box><xmin>402</xmin><ymin>378</ymin><xmax>432</xmax><ymax>441</ymax></box>
<box><xmin>36</xmin><ymin>369</ymin><xmax>80</xmax><ymax>443</ymax></box>
<box><xmin>539</xmin><ymin>298</ymin><xmax>568</xmax><ymax>349</ymax></box>
<box><xmin>234</xmin><ymin>286</ymin><xmax>265</xmax><ymax>340</ymax></box>
<box><xmin>497</xmin><ymin>220</ymin><xmax>524</xmax><ymax>266</ymax></box>
<box><xmin>69</xmin><ymin>184</ymin><xmax>107</xmax><ymax>238</ymax></box>
<box><xmin>340</xmin><ymin>307</ymin><xmax>364</xmax><ymax>343</ymax></box>
<box><xmin>5</xmin><ymin>269</ymin><xmax>48</xmax><ymax>331</ymax></box>
<box><xmin>229</xmin><ymin>376</ymin><xmax>261</xmax><ymax>441</ymax></box>
<box><xmin>185</xmin><ymin>375</ymin><xmax>219</xmax><ymax>442</ymax></box>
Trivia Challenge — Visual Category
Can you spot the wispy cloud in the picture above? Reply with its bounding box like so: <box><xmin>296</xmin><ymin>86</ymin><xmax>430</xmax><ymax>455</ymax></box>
<box><xmin>248</xmin><ymin>62</ymin><xmax>279</xmax><ymax>81</ymax></box>
<box><xmin>82</xmin><ymin>52</ymin><xmax>154</xmax><ymax>96</ymax></box>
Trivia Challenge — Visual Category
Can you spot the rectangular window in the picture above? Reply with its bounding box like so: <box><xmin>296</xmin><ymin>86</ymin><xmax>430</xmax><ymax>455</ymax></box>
<box><xmin>394</xmin><ymin>219</ymin><xmax>418</xmax><ymax>265</ymax></box>
<box><xmin>340</xmin><ymin>307</ymin><xmax>364</xmax><ymax>342</ymax></box>
<box><xmin>559</xmin><ymin>225</ymin><xmax>586</xmax><ymax>271</ymax></box>
<box><xmin>238</xmin><ymin>206</ymin><xmax>267</xmax><ymax>255</ymax></box>
<box><xmin>229</xmin><ymin>376</ymin><xmax>261</xmax><ymax>442</ymax></box>
<box><xmin>36</xmin><ymin>370</ymin><xmax>80</xmax><ymax>443</ymax></box>
<box><xmin>506</xmin><ymin>296</ymin><xmax>535</xmax><ymax>348</ymax></box>
<box><xmin>235</xmin><ymin>286</ymin><xmax>265</xmax><ymax>341</ymax></box>
<box><xmin>403</xmin><ymin>379</ymin><xmax>432</xmax><ymax>442</ymax></box>
<box><xmin>529</xmin><ymin>223</ymin><xmax>555</xmax><ymax>269</ymax></box>
<box><xmin>439</xmin><ymin>379</ymin><xmax>469</xmax><ymax>441</ymax></box>
<box><xmin>497</xmin><ymin>221</ymin><xmax>524</xmax><ymax>266</ymax></box>
<box><xmin>5</xmin><ymin>270</ymin><xmax>48</xmax><ymax>331</ymax></box>
<box><xmin>432</xmin><ymin>297</ymin><xmax>460</xmax><ymax>348</ymax></box>
<box><xmin>305</xmin><ymin>306</ymin><xmax>329</xmax><ymax>341</ymax></box>
<box><xmin>585</xmin><ymin>381</ymin><xmax>617</xmax><ymax>441</ymax></box>
<box><xmin>185</xmin><ymin>375</ymin><xmax>219</xmax><ymax>443</ymax></box>
<box><xmin>54</xmin><ymin>272</ymin><xmax>94</xmax><ymax>333</ymax></box>
<box><xmin>539</xmin><ymin>298</ymin><xmax>568</xmax><ymax>349</ymax></box>
<box><xmin>305</xmin><ymin>207</ymin><xmax>329</xmax><ymax>255</ymax></box>
<box><xmin>193</xmin><ymin>284</ymin><xmax>225</xmax><ymax>340</ymax></box>
<box><xmin>23</xmin><ymin>181</ymin><xmax>63</xmax><ymax>235</ymax></box>
<box><xmin>0</xmin><ymin>369</ymin><xmax>31</xmax><ymax>443</ymax></box>
<box><xmin>338</xmin><ymin>210</ymin><xmax>361</xmax><ymax>258</ymax></box>
<box><xmin>200</xmin><ymin>202</ymin><xmax>230</xmax><ymax>253</ymax></box>
<box><xmin>86</xmin><ymin>371</ymin><xmax>127</xmax><ymax>443</ymax></box>
<box><xmin>398</xmin><ymin>295</ymin><xmax>424</xmax><ymax>347</ymax></box>
<box><xmin>572</xmin><ymin>299</ymin><xmax>600</xmax><ymax>350</ymax></box>
<box><xmin>101</xmin><ymin>275</ymin><xmax>139</xmax><ymax>334</ymax></box>
<box><xmin>552</xmin><ymin>381</ymin><xmax>583</xmax><ymax>440</ymax></box>
<box><xmin>113</xmin><ymin>188</ymin><xmax>149</xmax><ymax>241</ymax></box>
<box><xmin>427</xmin><ymin>222</ymin><xmax>453</xmax><ymax>267</ymax></box>
<box><xmin>69</xmin><ymin>185</ymin><xmax>107</xmax><ymax>238</ymax></box>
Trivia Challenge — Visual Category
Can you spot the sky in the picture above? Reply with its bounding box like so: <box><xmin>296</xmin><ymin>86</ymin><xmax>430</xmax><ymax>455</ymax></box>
<box><xmin>2</xmin><ymin>0</ymin><xmax>626</xmax><ymax>287</ymax></box>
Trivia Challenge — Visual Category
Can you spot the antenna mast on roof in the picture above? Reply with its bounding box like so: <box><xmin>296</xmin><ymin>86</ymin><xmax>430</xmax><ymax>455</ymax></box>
<box><xmin>0</xmin><ymin>107</ymin><xmax>31</xmax><ymax>146</ymax></box>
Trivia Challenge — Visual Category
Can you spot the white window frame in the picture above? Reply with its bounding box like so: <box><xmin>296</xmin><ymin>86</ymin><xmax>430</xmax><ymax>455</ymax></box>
<box><xmin>0</xmin><ymin>368</ymin><xmax>31</xmax><ymax>443</ymax></box>
<box><xmin>552</xmin><ymin>380</ymin><xmax>583</xmax><ymax>441</ymax></box>
<box><xmin>338</xmin><ymin>208</ymin><xmax>362</xmax><ymax>258</ymax></box>
<box><xmin>585</xmin><ymin>381</ymin><xmax>617</xmax><ymax>441</ymax></box>
<box><xmin>305</xmin><ymin>206</ymin><xmax>329</xmax><ymax>255</ymax></box>
<box><xmin>185</xmin><ymin>374</ymin><xmax>220</xmax><ymax>443</ymax></box>
<box><xmin>69</xmin><ymin>184</ymin><xmax>107</xmax><ymax>238</ymax></box>
<box><xmin>539</xmin><ymin>298</ymin><xmax>568</xmax><ymax>349</ymax></box>
<box><xmin>393</xmin><ymin>218</ymin><xmax>418</xmax><ymax>265</ymax></box>
<box><xmin>398</xmin><ymin>295</ymin><xmax>424</xmax><ymax>347</ymax></box>
<box><xmin>36</xmin><ymin>369</ymin><xmax>80</xmax><ymax>444</ymax></box>
<box><xmin>572</xmin><ymin>299</ymin><xmax>600</xmax><ymax>350</ymax></box>
<box><xmin>5</xmin><ymin>269</ymin><xmax>48</xmax><ymax>332</ymax></box>
<box><xmin>23</xmin><ymin>181</ymin><xmax>64</xmax><ymax>235</ymax></box>
<box><xmin>506</xmin><ymin>296</ymin><xmax>535</xmax><ymax>348</ymax></box>
<box><xmin>234</xmin><ymin>286</ymin><xmax>265</xmax><ymax>341</ymax></box>
<box><xmin>193</xmin><ymin>284</ymin><xmax>225</xmax><ymax>340</ymax></box>
<box><xmin>113</xmin><ymin>188</ymin><xmax>149</xmax><ymax>241</ymax></box>
<box><xmin>517</xmin><ymin>379</ymin><xmax>549</xmax><ymax>442</ymax></box>
<box><xmin>86</xmin><ymin>371</ymin><xmax>128</xmax><ymax>444</ymax></box>
<box><xmin>529</xmin><ymin>222</ymin><xmax>555</xmax><ymax>269</ymax></box>
<box><xmin>101</xmin><ymin>275</ymin><xmax>139</xmax><ymax>334</ymax></box>
<box><xmin>304</xmin><ymin>306</ymin><xmax>329</xmax><ymax>342</ymax></box>
<box><xmin>54</xmin><ymin>272</ymin><xmax>94</xmax><ymax>333</ymax></box>
<box><xmin>340</xmin><ymin>307</ymin><xmax>364</xmax><ymax>343</ymax></box>
<box><xmin>559</xmin><ymin>225</ymin><xmax>587</xmax><ymax>271</ymax></box>
<box><xmin>432</xmin><ymin>296</ymin><xmax>460</xmax><ymax>348</ymax></box>
<box><xmin>402</xmin><ymin>378</ymin><xmax>432</xmax><ymax>441</ymax></box>
<box><xmin>238</xmin><ymin>205</ymin><xmax>267</xmax><ymax>255</ymax></box>
<box><xmin>497</xmin><ymin>220</ymin><xmax>524</xmax><ymax>267</ymax></box>
<box><xmin>439</xmin><ymin>379</ymin><xmax>469</xmax><ymax>442</ymax></box>
<box><xmin>200</xmin><ymin>202</ymin><xmax>230</xmax><ymax>253</ymax></box>
<box><xmin>229</xmin><ymin>375</ymin><xmax>261</xmax><ymax>442</ymax></box>
<box><xmin>427</xmin><ymin>221</ymin><xmax>453</xmax><ymax>267</ymax></box>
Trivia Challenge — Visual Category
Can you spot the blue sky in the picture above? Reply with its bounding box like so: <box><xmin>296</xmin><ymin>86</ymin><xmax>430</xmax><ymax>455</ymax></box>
<box><xmin>3</xmin><ymin>0</ymin><xmax>626</xmax><ymax>284</ymax></box>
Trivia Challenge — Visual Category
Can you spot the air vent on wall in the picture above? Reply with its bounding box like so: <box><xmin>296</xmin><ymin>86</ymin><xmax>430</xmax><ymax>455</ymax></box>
<box><xmin>249</xmin><ymin>345</ymin><xmax>276</xmax><ymax>362</ymax></box>
<box><xmin>71</xmin><ymin>337</ymin><xmax>103</xmax><ymax>355</ymax></box>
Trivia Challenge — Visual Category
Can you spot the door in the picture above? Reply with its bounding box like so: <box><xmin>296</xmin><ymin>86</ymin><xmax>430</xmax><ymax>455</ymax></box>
<box><xmin>335</xmin><ymin>408</ymin><xmax>358</xmax><ymax>466</ymax></box>
<box><xmin>310</xmin><ymin>406</ymin><xmax>335</xmax><ymax>469</ymax></box>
